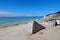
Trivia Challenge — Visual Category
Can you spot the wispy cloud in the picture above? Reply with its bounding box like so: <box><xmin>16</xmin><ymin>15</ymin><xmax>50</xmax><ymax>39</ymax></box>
<box><xmin>0</xmin><ymin>11</ymin><xmax>42</xmax><ymax>17</ymax></box>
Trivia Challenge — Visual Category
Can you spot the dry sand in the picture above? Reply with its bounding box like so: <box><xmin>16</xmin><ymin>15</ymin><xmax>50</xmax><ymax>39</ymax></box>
<box><xmin>0</xmin><ymin>24</ymin><xmax>60</xmax><ymax>40</ymax></box>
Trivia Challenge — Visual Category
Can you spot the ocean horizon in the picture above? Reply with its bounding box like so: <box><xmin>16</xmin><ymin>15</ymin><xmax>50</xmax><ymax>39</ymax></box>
<box><xmin>0</xmin><ymin>16</ymin><xmax>43</xmax><ymax>27</ymax></box>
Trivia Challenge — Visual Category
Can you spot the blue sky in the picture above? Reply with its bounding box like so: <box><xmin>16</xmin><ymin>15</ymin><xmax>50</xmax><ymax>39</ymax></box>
<box><xmin>0</xmin><ymin>0</ymin><xmax>60</xmax><ymax>17</ymax></box>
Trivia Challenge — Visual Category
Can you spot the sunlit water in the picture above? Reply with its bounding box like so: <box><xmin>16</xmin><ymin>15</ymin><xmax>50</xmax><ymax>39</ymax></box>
<box><xmin>0</xmin><ymin>16</ymin><xmax>43</xmax><ymax>27</ymax></box>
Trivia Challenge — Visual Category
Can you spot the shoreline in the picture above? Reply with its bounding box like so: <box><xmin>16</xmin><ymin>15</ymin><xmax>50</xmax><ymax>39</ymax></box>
<box><xmin>0</xmin><ymin>20</ymin><xmax>60</xmax><ymax>40</ymax></box>
<box><xmin>0</xmin><ymin>22</ymin><xmax>28</xmax><ymax>28</ymax></box>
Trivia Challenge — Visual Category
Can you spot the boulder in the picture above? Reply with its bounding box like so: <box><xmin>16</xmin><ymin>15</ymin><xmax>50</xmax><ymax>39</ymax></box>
<box><xmin>22</xmin><ymin>21</ymin><xmax>45</xmax><ymax>34</ymax></box>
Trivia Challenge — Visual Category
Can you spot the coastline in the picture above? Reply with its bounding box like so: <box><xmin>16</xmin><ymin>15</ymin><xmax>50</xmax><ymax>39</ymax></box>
<box><xmin>0</xmin><ymin>20</ymin><xmax>60</xmax><ymax>40</ymax></box>
<box><xmin>0</xmin><ymin>22</ymin><xmax>28</xmax><ymax>28</ymax></box>
<box><xmin>0</xmin><ymin>14</ymin><xmax>60</xmax><ymax>40</ymax></box>
<box><xmin>0</xmin><ymin>16</ymin><xmax>43</xmax><ymax>28</ymax></box>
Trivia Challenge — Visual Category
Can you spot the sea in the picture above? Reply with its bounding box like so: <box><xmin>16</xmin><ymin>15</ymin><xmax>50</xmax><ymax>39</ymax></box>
<box><xmin>0</xmin><ymin>16</ymin><xmax>43</xmax><ymax>27</ymax></box>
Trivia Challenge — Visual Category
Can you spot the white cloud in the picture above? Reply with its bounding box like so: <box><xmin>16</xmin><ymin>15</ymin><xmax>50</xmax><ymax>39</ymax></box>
<box><xmin>0</xmin><ymin>11</ymin><xmax>42</xmax><ymax>17</ymax></box>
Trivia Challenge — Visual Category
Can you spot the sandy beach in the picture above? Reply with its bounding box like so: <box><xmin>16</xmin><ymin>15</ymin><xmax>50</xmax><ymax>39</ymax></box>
<box><xmin>0</xmin><ymin>0</ymin><xmax>60</xmax><ymax>40</ymax></box>
<box><xmin>0</xmin><ymin>24</ymin><xmax>29</xmax><ymax>40</ymax></box>
<box><xmin>0</xmin><ymin>23</ymin><xmax>60</xmax><ymax>40</ymax></box>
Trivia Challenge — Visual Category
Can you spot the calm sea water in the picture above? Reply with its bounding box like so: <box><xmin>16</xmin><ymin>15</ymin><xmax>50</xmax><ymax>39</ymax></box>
<box><xmin>0</xmin><ymin>16</ymin><xmax>43</xmax><ymax>27</ymax></box>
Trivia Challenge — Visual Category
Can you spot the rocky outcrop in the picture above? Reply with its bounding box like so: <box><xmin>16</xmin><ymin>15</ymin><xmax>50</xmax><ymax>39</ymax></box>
<box><xmin>38</xmin><ymin>11</ymin><xmax>60</xmax><ymax>27</ymax></box>
<box><xmin>45</xmin><ymin>11</ymin><xmax>60</xmax><ymax>20</ymax></box>
<box><xmin>22</xmin><ymin>21</ymin><xmax>45</xmax><ymax>34</ymax></box>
